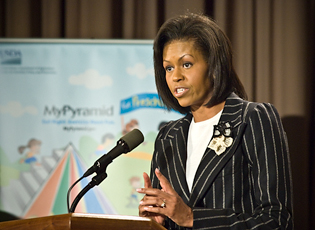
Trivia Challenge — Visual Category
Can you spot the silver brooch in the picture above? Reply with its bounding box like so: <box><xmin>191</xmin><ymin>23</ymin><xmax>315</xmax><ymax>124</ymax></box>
<box><xmin>208</xmin><ymin>121</ymin><xmax>233</xmax><ymax>155</ymax></box>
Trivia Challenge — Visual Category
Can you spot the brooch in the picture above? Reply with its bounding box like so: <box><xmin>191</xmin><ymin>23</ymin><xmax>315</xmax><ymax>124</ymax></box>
<box><xmin>208</xmin><ymin>121</ymin><xmax>233</xmax><ymax>155</ymax></box>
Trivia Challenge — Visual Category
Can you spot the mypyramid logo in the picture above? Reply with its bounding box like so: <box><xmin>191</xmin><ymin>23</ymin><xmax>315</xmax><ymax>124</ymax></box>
<box><xmin>0</xmin><ymin>49</ymin><xmax>22</xmax><ymax>65</ymax></box>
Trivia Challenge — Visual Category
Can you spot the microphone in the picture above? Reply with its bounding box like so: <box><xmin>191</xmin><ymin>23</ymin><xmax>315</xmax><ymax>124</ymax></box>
<box><xmin>83</xmin><ymin>129</ymin><xmax>144</xmax><ymax>177</ymax></box>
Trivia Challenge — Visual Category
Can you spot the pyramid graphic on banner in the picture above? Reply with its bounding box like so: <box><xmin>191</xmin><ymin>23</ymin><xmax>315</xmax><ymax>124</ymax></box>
<box><xmin>2</xmin><ymin>143</ymin><xmax>115</xmax><ymax>218</ymax></box>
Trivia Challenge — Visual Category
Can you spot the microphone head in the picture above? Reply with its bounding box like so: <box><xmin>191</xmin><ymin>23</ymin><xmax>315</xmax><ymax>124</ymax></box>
<box><xmin>121</xmin><ymin>129</ymin><xmax>144</xmax><ymax>151</ymax></box>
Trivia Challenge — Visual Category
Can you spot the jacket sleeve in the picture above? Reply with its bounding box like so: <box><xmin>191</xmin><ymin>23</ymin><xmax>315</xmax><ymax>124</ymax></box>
<box><xmin>192</xmin><ymin>103</ymin><xmax>293</xmax><ymax>229</ymax></box>
<box><xmin>150</xmin><ymin>124</ymin><xmax>167</xmax><ymax>190</ymax></box>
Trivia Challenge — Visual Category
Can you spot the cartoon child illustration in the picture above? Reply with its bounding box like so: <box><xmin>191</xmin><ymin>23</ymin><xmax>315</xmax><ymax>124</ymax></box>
<box><xmin>95</xmin><ymin>133</ymin><xmax>115</xmax><ymax>156</ymax></box>
<box><xmin>126</xmin><ymin>176</ymin><xmax>142</xmax><ymax>208</ymax></box>
<box><xmin>18</xmin><ymin>138</ymin><xmax>41</xmax><ymax>164</ymax></box>
<box><xmin>121</xmin><ymin>115</ymin><xmax>139</xmax><ymax>135</ymax></box>
<box><xmin>122</xmin><ymin>119</ymin><xmax>139</xmax><ymax>135</ymax></box>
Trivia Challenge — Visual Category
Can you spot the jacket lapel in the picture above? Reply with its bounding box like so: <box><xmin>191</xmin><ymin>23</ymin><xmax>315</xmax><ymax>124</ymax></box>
<box><xmin>159</xmin><ymin>114</ymin><xmax>192</xmax><ymax>203</ymax></box>
<box><xmin>188</xmin><ymin>93</ymin><xmax>246</xmax><ymax>207</ymax></box>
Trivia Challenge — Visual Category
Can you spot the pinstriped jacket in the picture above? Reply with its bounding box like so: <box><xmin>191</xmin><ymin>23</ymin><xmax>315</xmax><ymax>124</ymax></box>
<box><xmin>150</xmin><ymin>93</ymin><xmax>293</xmax><ymax>229</ymax></box>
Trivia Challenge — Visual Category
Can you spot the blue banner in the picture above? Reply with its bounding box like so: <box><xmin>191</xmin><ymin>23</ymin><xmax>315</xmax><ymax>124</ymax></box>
<box><xmin>120</xmin><ymin>93</ymin><xmax>165</xmax><ymax>114</ymax></box>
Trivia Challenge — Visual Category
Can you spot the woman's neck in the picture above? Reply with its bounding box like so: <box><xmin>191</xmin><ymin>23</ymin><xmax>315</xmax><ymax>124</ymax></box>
<box><xmin>191</xmin><ymin>101</ymin><xmax>225</xmax><ymax>123</ymax></box>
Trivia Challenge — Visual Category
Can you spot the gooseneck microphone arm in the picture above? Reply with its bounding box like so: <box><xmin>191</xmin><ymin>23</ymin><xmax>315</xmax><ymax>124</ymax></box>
<box><xmin>69</xmin><ymin>171</ymin><xmax>107</xmax><ymax>213</ymax></box>
<box><xmin>68</xmin><ymin>129</ymin><xmax>144</xmax><ymax>213</ymax></box>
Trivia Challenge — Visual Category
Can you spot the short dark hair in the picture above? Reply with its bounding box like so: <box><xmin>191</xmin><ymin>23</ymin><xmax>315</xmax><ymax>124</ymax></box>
<box><xmin>154</xmin><ymin>13</ymin><xmax>247</xmax><ymax>114</ymax></box>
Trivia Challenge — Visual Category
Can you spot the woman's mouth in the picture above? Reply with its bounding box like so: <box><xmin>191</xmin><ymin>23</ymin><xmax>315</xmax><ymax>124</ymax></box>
<box><xmin>174</xmin><ymin>87</ymin><xmax>188</xmax><ymax>97</ymax></box>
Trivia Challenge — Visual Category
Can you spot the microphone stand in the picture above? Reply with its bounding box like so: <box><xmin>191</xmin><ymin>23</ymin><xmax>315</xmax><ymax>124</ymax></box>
<box><xmin>69</xmin><ymin>169</ymin><xmax>108</xmax><ymax>213</ymax></box>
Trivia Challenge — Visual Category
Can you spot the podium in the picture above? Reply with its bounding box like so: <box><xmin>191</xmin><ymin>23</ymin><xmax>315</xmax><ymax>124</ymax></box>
<box><xmin>0</xmin><ymin>213</ymin><xmax>166</xmax><ymax>230</ymax></box>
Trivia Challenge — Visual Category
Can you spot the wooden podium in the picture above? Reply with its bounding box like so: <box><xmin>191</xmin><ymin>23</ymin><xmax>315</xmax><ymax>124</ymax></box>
<box><xmin>0</xmin><ymin>213</ymin><xmax>166</xmax><ymax>230</ymax></box>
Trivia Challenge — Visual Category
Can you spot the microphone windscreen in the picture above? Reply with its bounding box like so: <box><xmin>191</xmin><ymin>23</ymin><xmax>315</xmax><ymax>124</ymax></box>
<box><xmin>121</xmin><ymin>129</ymin><xmax>144</xmax><ymax>150</ymax></box>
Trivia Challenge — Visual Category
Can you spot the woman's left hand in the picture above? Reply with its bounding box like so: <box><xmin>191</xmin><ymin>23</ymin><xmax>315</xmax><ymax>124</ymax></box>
<box><xmin>137</xmin><ymin>168</ymin><xmax>193</xmax><ymax>227</ymax></box>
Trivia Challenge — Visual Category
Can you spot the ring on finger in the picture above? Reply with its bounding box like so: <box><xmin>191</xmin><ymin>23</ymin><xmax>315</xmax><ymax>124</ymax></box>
<box><xmin>161</xmin><ymin>199</ymin><xmax>166</xmax><ymax>208</ymax></box>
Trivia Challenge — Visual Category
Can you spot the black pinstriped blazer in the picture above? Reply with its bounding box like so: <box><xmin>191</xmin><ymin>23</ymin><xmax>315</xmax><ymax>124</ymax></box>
<box><xmin>150</xmin><ymin>93</ymin><xmax>293</xmax><ymax>229</ymax></box>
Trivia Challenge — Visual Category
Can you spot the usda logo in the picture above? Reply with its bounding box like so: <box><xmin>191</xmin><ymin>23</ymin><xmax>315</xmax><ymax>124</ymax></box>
<box><xmin>0</xmin><ymin>49</ymin><xmax>22</xmax><ymax>65</ymax></box>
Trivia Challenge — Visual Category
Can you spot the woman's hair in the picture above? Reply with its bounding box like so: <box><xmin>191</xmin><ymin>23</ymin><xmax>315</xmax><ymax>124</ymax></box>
<box><xmin>154</xmin><ymin>13</ymin><xmax>247</xmax><ymax>114</ymax></box>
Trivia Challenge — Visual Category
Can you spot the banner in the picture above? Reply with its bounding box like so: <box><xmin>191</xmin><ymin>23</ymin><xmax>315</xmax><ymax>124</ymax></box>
<box><xmin>0</xmin><ymin>39</ymin><xmax>182</xmax><ymax>218</ymax></box>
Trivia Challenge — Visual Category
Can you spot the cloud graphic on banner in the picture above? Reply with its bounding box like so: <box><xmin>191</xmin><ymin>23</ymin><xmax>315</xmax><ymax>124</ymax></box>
<box><xmin>69</xmin><ymin>69</ymin><xmax>113</xmax><ymax>89</ymax></box>
<box><xmin>127</xmin><ymin>63</ymin><xmax>153</xmax><ymax>79</ymax></box>
<box><xmin>0</xmin><ymin>101</ymin><xmax>38</xmax><ymax>117</ymax></box>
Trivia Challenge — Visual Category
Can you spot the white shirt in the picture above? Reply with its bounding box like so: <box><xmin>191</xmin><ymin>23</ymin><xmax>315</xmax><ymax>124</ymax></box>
<box><xmin>186</xmin><ymin>110</ymin><xmax>222</xmax><ymax>192</ymax></box>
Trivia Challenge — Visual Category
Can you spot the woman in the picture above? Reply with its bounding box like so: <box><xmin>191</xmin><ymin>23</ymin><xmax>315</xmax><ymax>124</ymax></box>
<box><xmin>137</xmin><ymin>13</ymin><xmax>293</xmax><ymax>229</ymax></box>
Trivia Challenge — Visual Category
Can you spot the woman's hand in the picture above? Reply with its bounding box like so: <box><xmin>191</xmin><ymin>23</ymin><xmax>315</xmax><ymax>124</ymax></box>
<box><xmin>138</xmin><ymin>171</ymin><xmax>166</xmax><ymax>225</ymax></box>
<box><xmin>137</xmin><ymin>168</ymin><xmax>193</xmax><ymax>227</ymax></box>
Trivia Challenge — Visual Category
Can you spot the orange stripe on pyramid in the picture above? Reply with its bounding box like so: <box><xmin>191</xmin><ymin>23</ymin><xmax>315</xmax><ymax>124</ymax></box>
<box><xmin>24</xmin><ymin>152</ymin><xmax>69</xmax><ymax>218</ymax></box>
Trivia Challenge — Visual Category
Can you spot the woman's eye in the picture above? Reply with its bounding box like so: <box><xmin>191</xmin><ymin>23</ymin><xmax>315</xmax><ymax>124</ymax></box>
<box><xmin>183</xmin><ymin>63</ymin><xmax>192</xmax><ymax>68</ymax></box>
<box><xmin>165</xmin><ymin>66</ymin><xmax>173</xmax><ymax>72</ymax></box>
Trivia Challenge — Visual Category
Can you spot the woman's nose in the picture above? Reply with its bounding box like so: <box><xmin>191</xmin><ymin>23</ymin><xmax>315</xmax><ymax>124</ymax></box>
<box><xmin>172</xmin><ymin>68</ymin><xmax>184</xmax><ymax>82</ymax></box>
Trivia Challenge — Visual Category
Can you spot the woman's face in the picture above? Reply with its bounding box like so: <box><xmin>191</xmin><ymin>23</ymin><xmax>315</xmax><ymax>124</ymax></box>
<box><xmin>163</xmin><ymin>40</ymin><xmax>212</xmax><ymax>111</ymax></box>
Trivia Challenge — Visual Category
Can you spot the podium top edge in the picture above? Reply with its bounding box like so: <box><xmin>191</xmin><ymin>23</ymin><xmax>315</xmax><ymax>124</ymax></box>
<box><xmin>71</xmin><ymin>213</ymin><xmax>152</xmax><ymax>221</ymax></box>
